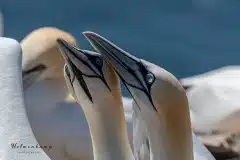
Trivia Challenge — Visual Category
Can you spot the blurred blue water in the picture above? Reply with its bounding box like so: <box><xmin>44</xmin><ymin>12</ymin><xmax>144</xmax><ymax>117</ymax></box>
<box><xmin>1</xmin><ymin>0</ymin><xmax>240</xmax><ymax>78</ymax></box>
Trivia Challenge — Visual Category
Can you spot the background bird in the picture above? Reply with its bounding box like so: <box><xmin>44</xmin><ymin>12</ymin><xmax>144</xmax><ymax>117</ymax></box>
<box><xmin>180</xmin><ymin>66</ymin><xmax>240</xmax><ymax>134</ymax></box>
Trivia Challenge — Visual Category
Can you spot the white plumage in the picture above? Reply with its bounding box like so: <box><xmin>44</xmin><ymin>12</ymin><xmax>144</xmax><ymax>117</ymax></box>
<box><xmin>0</xmin><ymin>38</ymin><xmax>50</xmax><ymax>160</ymax></box>
<box><xmin>181</xmin><ymin>66</ymin><xmax>240</xmax><ymax>133</ymax></box>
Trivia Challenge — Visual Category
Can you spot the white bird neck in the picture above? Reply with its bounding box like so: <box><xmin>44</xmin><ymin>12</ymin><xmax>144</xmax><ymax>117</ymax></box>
<box><xmin>137</xmin><ymin>98</ymin><xmax>193</xmax><ymax>160</ymax></box>
<box><xmin>79</xmin><ymin>96</ymin><xmax>134</xmax><ymax>160</ymax></box>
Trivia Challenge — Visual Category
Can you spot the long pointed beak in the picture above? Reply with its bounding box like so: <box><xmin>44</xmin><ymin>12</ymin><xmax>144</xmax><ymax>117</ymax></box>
<box><xmin>83</xmin><ymin>31</ymin><xmax>157</xmax><ymax>111</ymax></box>
<box><xmin>57</xmin><ymin>38</ymin><xmax>88</xmax><ymax>68</ymax></box>
<box><xmin>83</xmin><ymin>31</ymin><xmax>147</xmax><ymax>89</ymax></box>
<box><xmin>57</xmin><ymin>38</ymin><xmax>94</xmax><ymax>102</ymax></box>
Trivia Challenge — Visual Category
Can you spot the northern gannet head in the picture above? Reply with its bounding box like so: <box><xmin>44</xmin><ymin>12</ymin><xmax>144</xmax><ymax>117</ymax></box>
<box><xmin>57</xmin><ymin>38</ymin><xmax>133</xmax><ymax>160</ymax></box>
<box><xmin>83</xmin><ymin>32</ymin><xmax>193</xmax><ymax>160</ymax></box>
<box><xmin>83</xmin><ymin>31</ymin><xmax>188</xmax><ymax>112</ymax></box>
<box><xmin>57</xmin><ymin>38</ymin><xmax>122</xmax><ymax>109</ymax></box>
<box><xmin>22</xmin><ymin>27</ymin><xmax>77</xmax><ymax>89</ymax></box>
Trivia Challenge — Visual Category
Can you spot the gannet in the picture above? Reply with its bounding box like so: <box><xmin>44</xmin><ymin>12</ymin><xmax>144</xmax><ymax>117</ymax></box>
<box><xmin>0</xmin><ymin>38</ymin><xmax>50</xmax><ymax>160</ymax></box>
<box><xmin>57</xmin><ymin>39</ymin><xmax>134</xmax><ymax>160</ymax></box>
<box><xmin>22</xmin><ymin>27</ymin><xmax>133</xmax><ymax>160</ymax></box>
<box><xmin>180</xmin><ymin>66</ymin><xmax>240</xmax><ymax>133</ymax></box>
<box><xmin>83</xmin><ymin>31</ymin><xmax>216</xmax><ymax>160</ymax></box>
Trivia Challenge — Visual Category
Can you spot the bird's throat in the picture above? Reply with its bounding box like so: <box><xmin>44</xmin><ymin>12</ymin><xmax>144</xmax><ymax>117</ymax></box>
<box><xmin>80</xmin><ymin>97</ymin><xmax>134</xmax><ymax>160</ymax></box>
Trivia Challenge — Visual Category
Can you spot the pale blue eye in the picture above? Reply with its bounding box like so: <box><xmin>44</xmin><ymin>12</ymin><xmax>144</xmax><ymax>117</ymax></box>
<box><xmin>145</xmin><ymin>73</ymin><xmax>154</xmax><ymax>84</ymax></box>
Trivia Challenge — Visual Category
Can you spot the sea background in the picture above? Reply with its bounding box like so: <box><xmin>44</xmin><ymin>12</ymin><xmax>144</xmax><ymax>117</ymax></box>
<box><xmin>1</xmin><ymin>0</ymin><xmax>240</xmax><ymax>95</ymax></box>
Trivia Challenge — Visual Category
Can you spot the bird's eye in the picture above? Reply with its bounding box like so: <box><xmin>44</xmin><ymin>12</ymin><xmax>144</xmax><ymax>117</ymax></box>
<box><xmin>95</xmin><ymin>58</ymin><xmax>103</xmax><ymax>67</ymax></box>
<box><xmin>145</xmin><ymin>73</ymin><xmax>155</xmax><ymax>84</ymax></box>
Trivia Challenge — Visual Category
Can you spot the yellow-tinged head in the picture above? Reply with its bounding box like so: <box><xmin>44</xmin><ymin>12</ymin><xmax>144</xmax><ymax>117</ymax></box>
<box><xmin>22</xmin><ymin>27</ymin><xmax>77</xmax><ymax>88</ymax></box>
<box><xmin>57</xmin><ymin>38</ymin><xmax>134</xmax><ymax>160</ymax></box>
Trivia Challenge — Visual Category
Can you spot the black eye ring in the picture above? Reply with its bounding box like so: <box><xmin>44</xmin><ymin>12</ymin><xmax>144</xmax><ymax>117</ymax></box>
<box><xmin>145</xmin><ymin>72</ymin><xmax>155</xmax><ymax>84</ymax></box>
<box><xmin>95</xmin><ymin>57</ymin><xmax>103</xmax><ymax>67</ymax></box>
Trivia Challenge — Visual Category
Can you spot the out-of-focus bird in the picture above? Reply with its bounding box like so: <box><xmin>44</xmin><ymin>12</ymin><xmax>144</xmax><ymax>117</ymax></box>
<box><xmin>180</xmin><ymin>66</ymin><xmax>240</xmax><ymax>133</ymax></box>
<box><xmin>22</xmin><ymin>27</ymin><xmax>133</xmax><ymax>160</ymax></box>
<box><xmin>83</xmin><ymin>31</ymin><xmax>215</xmax><ymax>160</ymax></box>
<box><xmin>0</xmin><ymin>38</ymin><xmax>50</xmax><ymax>160</ymax></box>
<box><xmin>57</xmin><ymin>39</ymin><xmax>134</xmax><ymax>160</ymax></box>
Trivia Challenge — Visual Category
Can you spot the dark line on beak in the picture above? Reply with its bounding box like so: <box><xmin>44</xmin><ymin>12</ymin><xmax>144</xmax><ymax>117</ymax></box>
<box><xmin>58</xmin><ymin>40</ymin><xmax>111</xmax><ymax>93</ymax></box>
<box><xmin>88</xmin><ymin>36</ymin><xmax>134</xmax><ymax>73</ymax></box>
<box><xmin>86</xmin><ymin>34</ymin><xmax>157</xmax><ymax>112</ymax></box>
<box><xmin>69</xmin><ymin>60</ymin><xmax>93</xmax><ymax>103</ymax></box>
<box><xmin>123</xmin><ymin>81</ymin><xmax>141</xmax><ymax>111</ymax></box>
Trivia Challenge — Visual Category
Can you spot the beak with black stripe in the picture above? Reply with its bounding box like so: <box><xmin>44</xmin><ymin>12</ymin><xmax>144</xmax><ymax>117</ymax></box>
<box><xmin>83</xmin><ymin>31</ymin><xmax>159</xmax><ymax>112</ymax></box>
<box><xmin>57</xmin><ymin>38</ymin><xmax>114</xmax><ymax>104</ymax></box>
